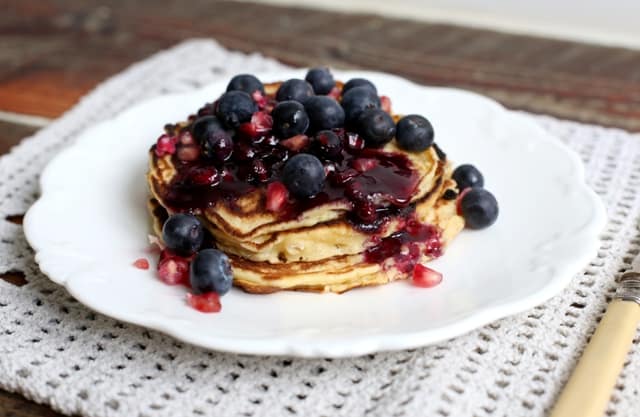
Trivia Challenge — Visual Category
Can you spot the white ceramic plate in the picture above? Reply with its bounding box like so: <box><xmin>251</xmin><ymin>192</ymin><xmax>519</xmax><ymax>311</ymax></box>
<box><xmin>24</xmin><ymin>70</ymin><xmax>606</xmax><ymax>357</ymax></box>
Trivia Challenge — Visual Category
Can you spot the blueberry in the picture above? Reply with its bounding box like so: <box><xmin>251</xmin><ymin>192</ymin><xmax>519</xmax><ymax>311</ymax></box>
<box><xmin>313</xmin><ymin>130</ymin><xmax>343</xmax><ymax>159</ymax></box>
<box><xmin>341</xmin><ymin>86</ymin><xmax>381</xmax><ymax>125</ymax></box>
<box><xmin>226</xmin><ymin>74</ymin><xmax>264</xmax><ymax>95</ymax></box>
<box><xmin>272</xmin><ymin>101</ymin><xmax>310</xmax><ymax>138</ymax></box>
<box><xmin>191</xmin><ymin>116</ymin><xmax>234</xmax><ymax>162</ymax></box>
<box><xmin>304</xmin><ymin>96</ymin><xmax>345</xmax><ymax>132</ymax></box>
<box><xmin>276</xmin><ymin>79</ymin><xmax>314</xmax><ymax>103</ymax></box>
<box><xmin>453</xmin><ymin>164</ymin><xmax>484</xmax><ymax>191</ymax></box>
<box><xmin>215</xmin><ymin>91</ymin><xmax>257</xmax><ymax>128</ymax></box>
<box><xmin>282</xmin><ymin>153</ymin><xmax>326</xmax><ymax>198</ymax></box>
<box><xmin>190</xmin><ymin>249</ymin><xmax>233</xmax><ymax>295</ymax></box>
<box><xmin>396</xmin><ymin>115</ymin><xmax>434</xmax><ymax>152</ymax></box>
<box><xmin>162</xmin><ymin>214</ymin><xmax>204</xmax><ymax>256</ymax></box>
<box><xmin>460</xmin><ymin>188</ymin><xmax>499</xmax><ymax>229</ymax></box>
<box><xmin>342</xmin><ymin>78</ymin><xmax>377</xmax><ymax>94</ymax></box>
<box><xmin>357</xmin><ymin>108</ymin><xmax>396</xmax><ymax>148</ymax></box>
<box><xmin>305</xmin><ymin>67</ymin><xmax>335</xmax><ymax>95</ymax></box>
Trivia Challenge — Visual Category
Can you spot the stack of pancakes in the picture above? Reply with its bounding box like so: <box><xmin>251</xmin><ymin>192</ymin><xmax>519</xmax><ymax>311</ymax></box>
<box><xmin>148</xmin><ymin>145</ymin><xmax>463</xmax><ymax>294</ymax></box>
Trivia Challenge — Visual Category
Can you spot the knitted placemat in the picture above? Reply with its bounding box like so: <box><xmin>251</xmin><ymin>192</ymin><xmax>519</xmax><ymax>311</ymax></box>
<box><xmin>0</xmin><ymin>39</ymin><xmax>638</xmax><ymax>417</ymax></box>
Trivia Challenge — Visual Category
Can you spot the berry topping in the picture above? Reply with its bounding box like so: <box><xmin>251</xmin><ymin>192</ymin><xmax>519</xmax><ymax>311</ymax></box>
<box><xmin>327</xmin><ymin>86</ymin><xmax>341</xmax><ymax>100</ymax></box>
<box><xmin>313</xmin><ymin>130</ymin><xmax>343</xmax><ymax>159</ymax></box>
<box><xmin>396</xmin><ymin>115</ymin><xmax>434</xmax><ymax>152</ymax></box>
<box><xmin>282</xmin><ymin>153</ymin><xmax>326</xmax><ymax>198</ymax></box>
<box><xmin>329</xmin><ymin>168</ymin><xmax>359</xmax><ymax>186</ymax></box>
<box><xmin>188</xmin><ymin>166</ymin><xmax>220</xmax><ymax>186</ymax></box>
<box><xmin>304</xmin><ymin>96</ymin><xmax>345</xmax><ymax>132</ymax></box>
<box><xmin>157</xmin><ymin>250</ymin><xmax>190</xmax><ymax>285</ymax></box>
<box><xmin>357</xmin><ymin>108</ymin><xmax>396</xmax><ymax>148</ymax></box>
<box><xmin>265</xmin><ymin>181</ymin><xmax>289</xmax><ymax>212</ymax></box>
<box><xmin>343</xmin><ymin>78</ymin><xmax>377</xmax><ymax>94</ymax></box>
<box><xmin>237</xmin><ymin>111</ymin><xmax>273</xmax><ymax>139</ymax></box>
<box><xmin>252</xmin><ymin>90</ymin><xmax>268</xmax><ymax>109</ymax></box>
<box><xmin>452</xmin><ymin>164</ymin><xmax>484</xmax><ymax>190</ymax></box>
<box><xmin>176</xmin><ymin>145</ymin><xmax>201</xmax><ymax>162</ymax></box>
<box><xmin>162</xmin><ymin>214</ymin><xmax>204</xmax><ymax>256</ymax></box>
<box><xmin>272</xmin><ymin>101</ymin><xmax>310</xmax><ymax>138</ymax></box>
<box><xmin>346</xmin><ymin>132</ymin><xmax>365</xmax><ymax>150</ymax></box>
<box><xmin>459</xmin><ymin>188</ymin><xmax>499</xmax><ymax>229</ymax></box>
<box><xmin>352</xmin><ymin>158</ymin><xmax>379</xmax><ymax>172</ymax></box>
<box><xmin>341</xmin><ymin>86</ymin><xmax>381</xmax><ymax>125</ymax></box>
<box><xmin>380</xmin><ymin>95</ymin><xmax>392</xmax><ymax>113</ymax></box>
<box><xmin>190</xmin><ymin>249</ymin><xmax>233</xmax><ymax>295</ymax></box>
<box><xmin>251</xmin><ymin>159</ymin><xmax>270</xmax><ymax>182</ymax></box>
<box><xmin>412</xmin><ymin>264</ymin><xmax>443</xmax><ymax>288</ymax></box>
<box><xmin>186</xmin><ymin>292</ymin><xmax>221</xmax><ymax>313</ymax></box>
<box><xmin>179</xmin><ymin>131</ymin><xmax>196</xmax><ymax>145</ymax></box>
<box><xmin>279</xmin><ymin>134</ymin><xmax>310</xmax><ymax>152</ymax></box>
<box><xmin>215</xmin><ymin>91</ymin><xmax>257</xmax><ymax>128</ymax></box>
<box><xmin>305</xmin><ymin>67</ymin><xmax>335</xmax><ymax>95</ymax></box>
<box><xmin>226</xmin><ymin>74</ymin><xmax>265</xmax><ymax>95</ymax></box>
<box><xmin>191</xmin><ymin>116</ymin><xmax>234</xmax><ymax>162</ymax></box>
<box><xmin>154</xmin><ymin>134</ymin><xmax>177</xmax><ymax>157</ymax></box>
<box><xmin>276</xmin><ymin>79</ymin><xmax>314</xmax><ymax>103</ymax></box>
<box><xmin>133</xmin><ymin>258</ymin><xmax>149</xmax><ymax>270</ymax></box>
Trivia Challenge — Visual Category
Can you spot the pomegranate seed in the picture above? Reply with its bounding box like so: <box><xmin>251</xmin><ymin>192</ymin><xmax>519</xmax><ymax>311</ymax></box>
<box><xmin>157</xmin><ymin>250</ymin><xmax>190</xmax><ymax>285</ymax></box>
<box><xmin>252</xmin><ymin>160</ymin><xmax>269</xmax><ymax>182</ymax></box>
<box><xmin>238</xmin><ymin>123</ymin><xmax>256</xmax><ymax>139</ymax></box>
<box><xmin>220</xmin><ymin>167</ymin><xmax>234</xmax><ymax>182</ymax></box>
<box><xmin>133</xmin><ymin>258</ymin><xmax>149</xmax><ymax>270</ymax></box>
<box><xmin>328</xmin><ymin>86</ymin><xmax>341</xmax><ymax>100</ymax></box>
<box><xmin>180</xmin><ymin>131</ymin><xmax>196</xmax><ymax>145</ymax></box>
<box><xmin>253</xmin><ymin>112</ymin><xmax>273</xmax><ymax>132</ymax></box>
<box><xmin>186</xmin><ymin>292</ymin><xmax>222</xmax><ymax>313</ymax></box>
<box><xmin>346</xmin><ymin>133</ymin><xmax>364</xmax><ymax>150</ymax></box>
<box><xmin>238</xmin><ymin>111</ymin><xmax>273</xmax><ymax>140</ymax></box>
<box><xmin>456</xmin><ymin>188</ymin><xmax>473</xmax><ymax>215</ymax></box>
<box><xmin>380</xmin><ymin>95</ymin><xmax>392</xmax><ymax>113</ymax></box>
<box><xmin>412</xmin><ymin>264</ymin><xmax>443</xmax><ymax>288</ymax></box>
<box><xmin>352</xmin><ymin>158</ymin><xmax>379</xmax><ymax>172</ymax></box>
<box><xmin>252</xmin><ymin>90</ymin><xmax>268</xmax><ymax>109</ymax></box>
<box><xmin>279</xmin><ymin>134</ymin><xmax>310</xmax><ymax>152</ymax></box>
<box><xmin>266</xmin><ymin>181</ymin><xmax>289</xmax><ymax>212</ymax></box>
<box><xmin>176</xmin><ymin>145</ymin><xmax>201</xmax><ymax>162</ymax></box>
<box><xmin>355</xmin><ymin>200</ymin><xmax>377</xmax><ymax>222</ymax></box>
<box><xmin>425</xmin><ymin>239</ymin><xmax>442</xmax><ymax>258</ymax></box>
<box><xmin>189</xmin><ymin>167</ymin><xmax>220</xmax><ymax>186</ymax></box>
<box><xmin>154</xmin><ymin>134</ymin><xmax>178</xmax><ymax>157</ymax></box>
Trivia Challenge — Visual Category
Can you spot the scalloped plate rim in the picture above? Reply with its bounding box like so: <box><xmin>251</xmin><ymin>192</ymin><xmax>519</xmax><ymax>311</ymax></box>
<box><xmin>24</xmin><ymin>70</ymin><xmax>607</xmax><ymax>357</ymax></box>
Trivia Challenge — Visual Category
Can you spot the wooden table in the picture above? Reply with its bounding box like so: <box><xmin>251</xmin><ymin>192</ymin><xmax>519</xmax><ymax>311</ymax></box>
<box><xmin>2</xmin><ymin>1</ymin><xmax>640</xmax><ymax>415</ymax></box>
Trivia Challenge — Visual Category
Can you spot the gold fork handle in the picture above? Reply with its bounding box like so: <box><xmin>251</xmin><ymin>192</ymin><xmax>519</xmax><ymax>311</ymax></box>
<box><xmin>550</xmin><ymin>299</ymin><xmax>640</xmax><ymax>417</ymax></box>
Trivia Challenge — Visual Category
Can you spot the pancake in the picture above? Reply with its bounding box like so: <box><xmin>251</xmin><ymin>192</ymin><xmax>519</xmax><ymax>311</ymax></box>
<box><xmin>147</xmin><ymin>79</ymin><xmax>465</xmax><ymax>293</ymax></box>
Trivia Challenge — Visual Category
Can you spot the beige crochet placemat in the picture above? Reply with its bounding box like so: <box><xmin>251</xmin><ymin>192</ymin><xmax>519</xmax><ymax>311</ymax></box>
<box><xmin>0</xmin><ymin>39</ymin><xmax>638</xmax><ymax>417</ymax></box>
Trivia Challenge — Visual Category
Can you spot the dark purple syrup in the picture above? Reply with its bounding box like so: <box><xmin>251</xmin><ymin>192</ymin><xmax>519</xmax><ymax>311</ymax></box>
<box><xmin>155</xmin><ymin>128</ymin><xmax>421</xmax><ymax>231</ymax></box>
<box><xmin>151</xmin><ymin>87</ymin><xmax>444</xmax><ymax>268</ymax></box>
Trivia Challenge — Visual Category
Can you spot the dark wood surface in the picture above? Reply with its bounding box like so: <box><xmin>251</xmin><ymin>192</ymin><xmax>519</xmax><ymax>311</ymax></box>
<box><xmin>1</xmin><ymin>1</ymin><xmax>640</xmax><ymax>415</ymax></box>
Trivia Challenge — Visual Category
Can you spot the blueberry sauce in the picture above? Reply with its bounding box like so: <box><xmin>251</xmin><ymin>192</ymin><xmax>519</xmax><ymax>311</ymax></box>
<box><xmin>153</xmin><ymin>129</ymin><xmax>421</xmax><ymax>231</ymax></box>
<box><xmin>151</xmin><ymin>82</ymin><xmax>444</xmax><ymax>271</ymax></box>
<box><xmin>364</xmin><ymin>218</ymin><xmax>441</xmax><ymax>273</ymax></box>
